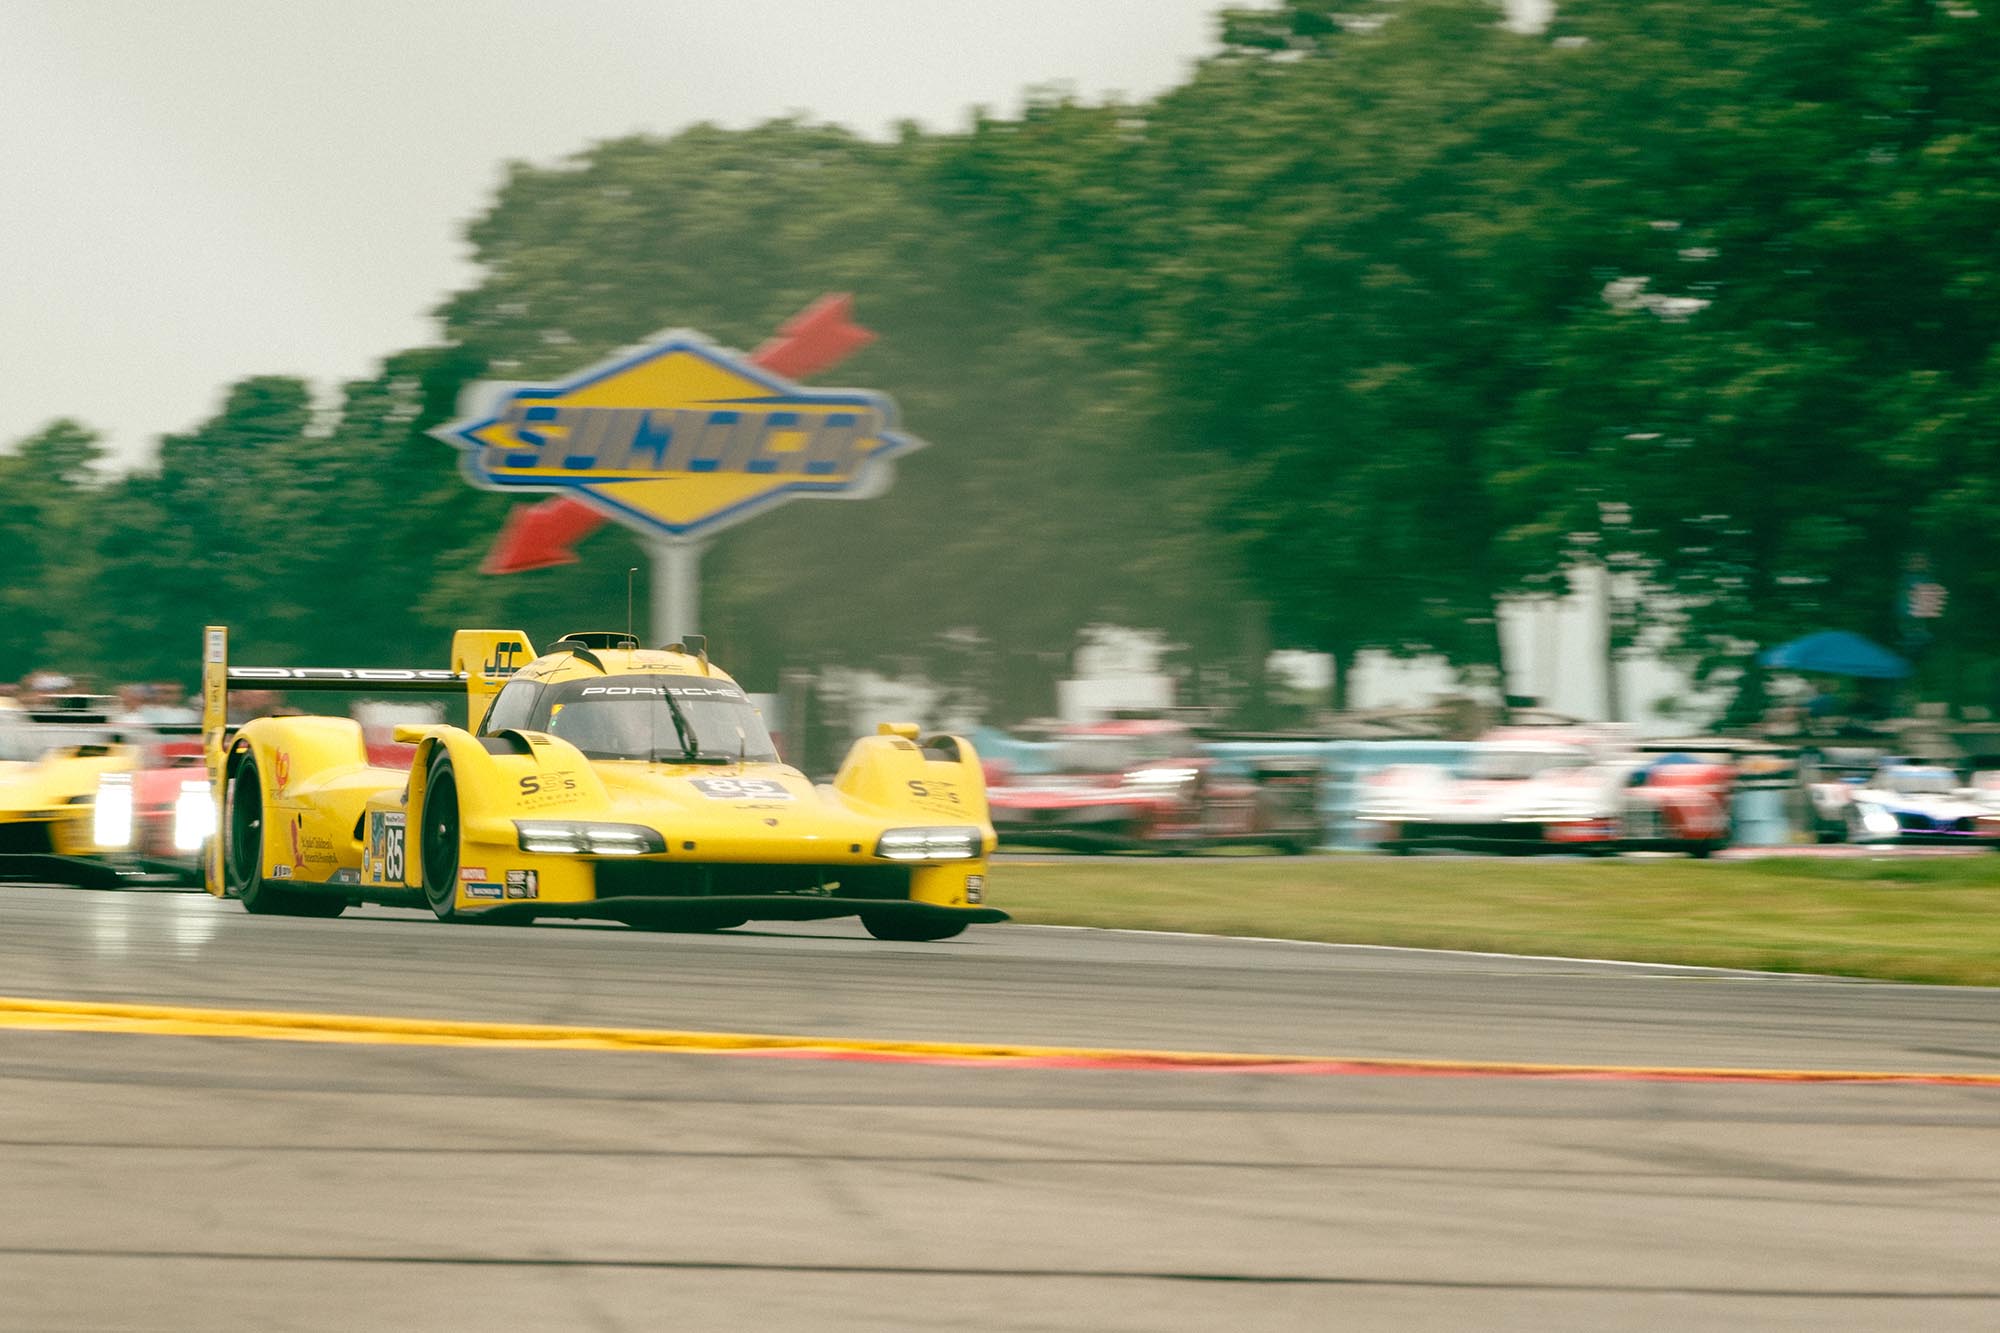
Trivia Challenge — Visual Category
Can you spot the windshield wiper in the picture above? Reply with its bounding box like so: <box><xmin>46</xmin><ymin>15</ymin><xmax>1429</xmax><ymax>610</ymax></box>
<box><xmin>652</xmin><ymin>690</ymin><xmax>700</xmax><ymax>763</ymax></box>
<box><xmin>647</xmin><ymin>694</ymin><xmax>736</xmax><ymax>764</ymax></box>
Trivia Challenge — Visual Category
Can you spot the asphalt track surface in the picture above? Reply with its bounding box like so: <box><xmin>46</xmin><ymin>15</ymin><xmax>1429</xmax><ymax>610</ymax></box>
<box><xmin>4</xmin><ymin>886</ymin><xmax>1999</xmax><ymax>1331</ymax></box>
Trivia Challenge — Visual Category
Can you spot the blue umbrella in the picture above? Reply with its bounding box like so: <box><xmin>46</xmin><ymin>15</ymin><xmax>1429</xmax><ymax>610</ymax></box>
<box><xmin>1759</xmin><ymin>631</ymin><xmax>1911</xmax><ymax>679</ymax></box>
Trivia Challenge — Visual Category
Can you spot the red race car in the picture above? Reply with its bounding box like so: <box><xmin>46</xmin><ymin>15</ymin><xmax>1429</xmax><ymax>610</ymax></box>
<box><xmin>986</xmin><ymin>720</ymin><xmax>1320</xmax><ymax>854</ymax></box>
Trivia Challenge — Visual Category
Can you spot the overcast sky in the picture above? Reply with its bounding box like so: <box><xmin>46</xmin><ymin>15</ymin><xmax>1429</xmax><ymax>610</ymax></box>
<box><xmin>0</xmin><ymin>0</ymin><xmax>1248</xmax><ymax>466</ymax></box>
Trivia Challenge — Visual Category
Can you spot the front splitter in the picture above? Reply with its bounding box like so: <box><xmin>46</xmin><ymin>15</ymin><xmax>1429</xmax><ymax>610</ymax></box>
<box><xmin>471</xmin><ymin>894</ymin><xmax>1010</xmax><ymax>927</ymax></box>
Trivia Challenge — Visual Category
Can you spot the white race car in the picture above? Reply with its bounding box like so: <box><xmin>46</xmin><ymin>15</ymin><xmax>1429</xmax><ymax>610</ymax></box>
<box><xmin>1814</xmin><ymin>764</ymin><xmax>1992</xmax><ymax>845</ymax></box>
<box><xmin>1358</xmin><ymin>732</ymin><xmax>1733</xmax><ymax>857</ymax></box>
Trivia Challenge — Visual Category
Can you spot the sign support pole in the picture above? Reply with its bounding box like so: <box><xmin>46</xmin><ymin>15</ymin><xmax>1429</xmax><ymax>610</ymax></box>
<box><xmin>648</xmin><ymin>537</ymin><xmax>707</xmax><ymax>644</ymax></box>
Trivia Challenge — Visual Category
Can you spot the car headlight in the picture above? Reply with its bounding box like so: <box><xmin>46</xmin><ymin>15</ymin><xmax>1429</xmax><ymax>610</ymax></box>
<box><xmin>94</xmin><ymin>773</ymin><xmax>133</xmax><ymax>849</ymax></box>
<box><xmin>174</xmin><ymin>779</ymin><xmax>216</xmax><ymax>852</ymax></box>
<box><xmin>514</xmin><ymin>820</ymin><xmax>666</xmax><ymax>856</ymax></box>
<box><xmin>1858</xmin><ymin>804</ymin><xmax>1900</xmax><ymax>835</ymax></box>
<box><xmin>875</xmin><ymin>827</ymin><xmax>983</xmax><ymax>861</ymax></box>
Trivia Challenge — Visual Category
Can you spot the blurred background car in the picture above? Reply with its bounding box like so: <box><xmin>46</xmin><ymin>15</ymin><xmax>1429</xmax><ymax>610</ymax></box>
<box><xmin>985</xmin><ymin>719</ymin><xmax>1320</xmax><ymax>853</ymax></box>
<box><xmin>1358</xmin><ymin>728</ymin><xmax>1734</xmax><ymax>857</ymax></box>
<box><xmin>0</xmin><ymin>695</ymin><xmax>202</xmax><ymax>886</ymax></box>
<box><xmin>1818</xmin><ymin>762</ymin><xmax>1993</xmax><ymax>846</ymax></box>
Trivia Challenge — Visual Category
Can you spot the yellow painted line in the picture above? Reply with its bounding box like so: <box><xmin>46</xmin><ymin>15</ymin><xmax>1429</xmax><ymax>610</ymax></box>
<box><xmin>1</xmin><ymin>996</ymin><xmax>1998</xmax><ymax>1085</ymax></box>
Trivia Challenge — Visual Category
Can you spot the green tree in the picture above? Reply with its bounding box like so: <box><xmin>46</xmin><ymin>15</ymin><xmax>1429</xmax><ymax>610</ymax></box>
<box><xmin>1495</xmin><ymin>0</ymin><xmax>2000</xmax><ymax>710</ymax></box>
<box><xmin>0</xmin><ymin>419</ymin><xmax>108</xmax><ymax>675</ymax></box>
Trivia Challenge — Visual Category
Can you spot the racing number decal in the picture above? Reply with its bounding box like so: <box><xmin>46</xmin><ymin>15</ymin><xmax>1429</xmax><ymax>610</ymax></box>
<box><xmin>369</xmin><ymin>811</ymin><xmax>407</xmax><ymax>885</ymax></box>
<box><xmin>383</xmin><ymin>819</ymin><xmax>405</xmax><ymax>884</ymax></box>
<box><xmin>690</xmin><ymin>778</ymin><xmax>793</xmax><ymax>801</ymax></box>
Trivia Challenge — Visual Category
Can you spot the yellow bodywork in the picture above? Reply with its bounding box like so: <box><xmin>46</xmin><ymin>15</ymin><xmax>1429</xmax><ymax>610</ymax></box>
<box><xmin>0</xmin><ymin>745</ymin><xmax>139</xmax><ymax>857</ymax></box>
<box><xmin>204</xmin><ymin>628</ymin><xmax>999</xmax><ymax>934</ymax></box>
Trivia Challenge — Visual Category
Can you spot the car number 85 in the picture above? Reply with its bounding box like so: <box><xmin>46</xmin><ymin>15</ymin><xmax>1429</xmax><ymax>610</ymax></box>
<box><xmin>383</xmin><ymin>823</ymin><xmax>405</xmax><ymax>882</ymax></box>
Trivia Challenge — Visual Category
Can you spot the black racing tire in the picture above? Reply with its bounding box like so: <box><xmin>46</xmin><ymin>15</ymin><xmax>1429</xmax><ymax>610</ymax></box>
<box><xmin>226</xmin><ymin>753</ymin><xmax>345</xmax><ymax>918</ymax></box>
<box><xmin>421</xmin><ymin>753</ymin><xmax>463</xmax><ymax>922</ymax></box>
<box><xmin>224</xmin><ymin>752</ymin><xmax>266</xmax><ymax>905</ymax></box>
<box><xmin>1685</xmin><ymin>840</ymin><xmax>1718</xmax><ymax>860</ymax></box>
<box><xmin>860</xmin><ymin>911</ymin><xmax>968</xmax><ymax>943</ymax></box>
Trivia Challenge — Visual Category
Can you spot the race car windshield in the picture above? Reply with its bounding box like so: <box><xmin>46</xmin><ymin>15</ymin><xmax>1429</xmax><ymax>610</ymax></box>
<box><xmin>532</xmin><ymin>677</ymin><xmax>778</xmax><ymax>764</ymax></box>
<box><xmin>1461</xmin><ymin>749</ymin><xmax>1591</xmax><ymax>781</ymax></box>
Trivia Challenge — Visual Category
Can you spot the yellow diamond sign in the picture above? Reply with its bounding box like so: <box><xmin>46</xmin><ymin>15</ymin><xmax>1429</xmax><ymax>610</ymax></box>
<box><xmin>434</xmin><ymin>331</ymin><xmax>921</xmax><ymax>538</ymax></box>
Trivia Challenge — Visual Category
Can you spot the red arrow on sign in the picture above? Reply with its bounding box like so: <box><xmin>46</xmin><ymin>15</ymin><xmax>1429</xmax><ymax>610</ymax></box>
<box><xmin>480</xmin><ymin>293</ymin><xmax>877</xmax><ymax>575</ymax></box>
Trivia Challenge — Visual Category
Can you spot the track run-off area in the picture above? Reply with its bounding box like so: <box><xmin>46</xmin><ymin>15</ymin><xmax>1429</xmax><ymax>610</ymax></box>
<box><xmin>4</xmin><ymin>884</ymin><xmax>1999</xmax><ymax>1330</ymax></box>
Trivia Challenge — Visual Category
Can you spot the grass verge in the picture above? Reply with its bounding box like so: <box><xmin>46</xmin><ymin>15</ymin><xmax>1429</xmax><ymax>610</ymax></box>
<box><xmin>997</xmin><ymin>854</ymin><xmax>2000</xmax><ymax>986</ymax></box>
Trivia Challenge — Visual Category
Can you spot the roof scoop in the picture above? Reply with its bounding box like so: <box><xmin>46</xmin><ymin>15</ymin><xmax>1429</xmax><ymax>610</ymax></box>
<box><xmin>551</xmin><ymin>632</ymin><xmax>642</xmax><ymax>651</ymax></box>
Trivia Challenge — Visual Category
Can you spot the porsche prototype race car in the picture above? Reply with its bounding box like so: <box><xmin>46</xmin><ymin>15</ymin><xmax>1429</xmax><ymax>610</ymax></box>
<box><xmin>985</xmin><ymin>720</ymin><xmax>1320</xmax><ymax>853</ymax></box>
<box><xmin>202</xmin><ymin>626</ymin><xmax>1006</xmax><ymax>940</ymax></box>
<box><xmin>1357</xmin><ymin>730</ymin><xmax>1734</xmax><ymax>856</ymax></box>
<box><xmin>0</xmin><ymin>698</ymin><xmax>203</xmax><ymax>887</ymax></box>
<box><xmin>1809</xmin><ymin>763</ymin><xmax>1992</xmax><ymax>845</ymax></box>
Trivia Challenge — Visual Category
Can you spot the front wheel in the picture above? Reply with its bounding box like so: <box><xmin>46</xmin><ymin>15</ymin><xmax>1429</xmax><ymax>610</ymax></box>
<box><xmin>860</xmin><ymin>911</ymin><xmax>967</xmax><ymax>943</ymax></box>
<box><xmin>225</xmin><ymin>753</ymin><xmax>344</xmax><ymax>918</ymax></box>
<box><xmin>421</xmin><ymin>755</ymin><xmax>464</xmax><ymax>922</ymax></box>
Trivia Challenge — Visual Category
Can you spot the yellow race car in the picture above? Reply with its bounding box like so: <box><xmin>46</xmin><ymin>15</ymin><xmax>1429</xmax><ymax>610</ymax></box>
<box><xmin>202</xmin><ymin>626</ymin><xmax>1005</xmax><ymax>940</ymax></box>
<box><xmin>0</xmin><ymin>698</ymin><xmax>189</xmax><ymax>887</ymax></box>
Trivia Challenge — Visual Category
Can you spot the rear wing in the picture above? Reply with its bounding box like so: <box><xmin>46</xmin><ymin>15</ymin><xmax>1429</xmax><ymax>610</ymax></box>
<box><xmin>199</xmin><ymin>626</ymin><xmax>532</xmax><ymax>893</ymax></box>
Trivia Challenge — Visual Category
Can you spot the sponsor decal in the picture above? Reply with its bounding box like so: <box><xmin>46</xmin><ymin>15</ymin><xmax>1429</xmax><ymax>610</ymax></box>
<box><xmin>465</xmin><ymin>882</ymin><xmax>504</xmax><ymax>900</ymax></box>
<box><xmin>274</xmin><ymin>751</ymin><xmax>292</xmax><ymax>796</ymax></box>
<box><xmin>293</xmin><ymin>821</ymin><xmax>336</xmax><ymax>866</ymax></box>
<box><xmin>690</xmin><ymin>777</ymin><xmax>793</xmax><ymax>801</ymax></box>
<box><xmin>432</xmin><ymin>331</ymin><xmax>923</xmax><ymax>541</ymax></box>
<box><xmin>577</xmin><ymin>683</ymin><xmax>746</xmax><ymax>701</ymax></box>
<box><xmin>517</xmin><ymin>771</ymin><xmax>580</xmax><ymax>799</ymax></box>
<box><xmin>206</xmin><ymin>629</ymin><xmax>226</xmax><ymax>664</ymax></box>
<box><xmin>459</xmin><ymin>866</ymin><xmax>487</xmax><ymax>881</ymax></box>
<box><xmin>504</xmin><ymin>869</ymin><xmax>539</xmax><ymax>900</ymax></box>
<box><xmin>906</xmin><ymin>777</ymin><xmax>964</xmax><ymax>809</ymax></box>
<box><xmin>482</xmin><ymin>639</ymin><xmax>527</xmax><ymax>679</ymax></box>
<box><xmin>330</xmin><ymin>868</ymin><xmax>360</xmax><ymax>886</ymax></box>
<box><xmin>965</xmin><ymin>873</ymin><xmax>985</xmax><ymax>904</ymax></box>
<box><xmin>271</xmin><ymin>864</ymin><xmax>292</xmax><ymax>879</ymax></box>
<box><xmin>226</xmin><ymin>666</ymin><xmax>461</xmax><ymax>686</ymax></box>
